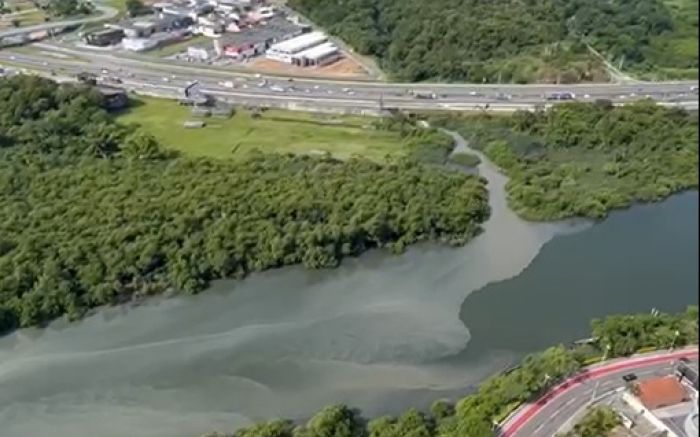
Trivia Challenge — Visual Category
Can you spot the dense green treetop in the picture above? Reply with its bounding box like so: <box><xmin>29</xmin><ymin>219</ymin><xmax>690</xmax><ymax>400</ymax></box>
<box><xmin>0</xmin><ymin>76</ymin><xmax>490</xmax><ymax>333</ymax></box>
<box><xmin>289</xmin><ymin>0</ymin><xmax>697</xmax><ymax>82</ymax></box>
<box><xmin>433</xmin><ymin>101</ymin><xmax>699</xmax><ymax>220</ymax></box>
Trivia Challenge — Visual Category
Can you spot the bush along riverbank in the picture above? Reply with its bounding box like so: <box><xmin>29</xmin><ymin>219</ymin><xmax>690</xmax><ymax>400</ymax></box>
<box><xmin>201</xmin><ymin>306</ymin><xmax>698</xmax><ymax>437</ymax></box>
<box><xmin>0</xmin><ymin>76</ymin><xmax>490</xmax><ymax>334</ymax></box>
<box><xmin>432</xmin><ymin>101</ymin><xmax>699</xmax><ymax>220</ymax></box>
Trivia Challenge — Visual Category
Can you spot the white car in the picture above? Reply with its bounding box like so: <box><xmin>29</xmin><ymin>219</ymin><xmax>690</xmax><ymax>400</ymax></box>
<box><xmin>162</xmin><ymin>77</ymin><xmax>170</xmax><ymax>82</ymax></box>
<box><xmin>270</xmin><ymin>85</ymin><xmax>285</xmax><ymax>92</ymax></box>
<box><xmin>220</xmin><ymin>81</ymin><xmax>234</xmax><ymax>88</ymax></box>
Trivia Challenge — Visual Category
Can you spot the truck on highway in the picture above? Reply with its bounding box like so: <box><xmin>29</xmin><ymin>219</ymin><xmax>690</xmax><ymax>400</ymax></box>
<box><xmin>409</xmin><ymin>90</ymin><xmax>439</xmax><ymax>99</ymax></box>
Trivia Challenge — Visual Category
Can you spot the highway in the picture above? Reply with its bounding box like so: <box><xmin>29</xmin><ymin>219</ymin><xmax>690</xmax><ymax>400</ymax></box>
<box><xmin>500</xmin><ymin>348</ymin><xmax>699</xmax><ymax>437</ymax></box>
<box><xmin>1</xmin><ymin>44</ymin><xmax>698</xmax><ymax>112</ymax></box>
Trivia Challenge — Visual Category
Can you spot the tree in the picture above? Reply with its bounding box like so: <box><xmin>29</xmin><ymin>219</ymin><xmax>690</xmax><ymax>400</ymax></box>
<box><xmin>125</xmin><ymin>0</ymin><xmax>146</xmax><ymax>17</ymax></box>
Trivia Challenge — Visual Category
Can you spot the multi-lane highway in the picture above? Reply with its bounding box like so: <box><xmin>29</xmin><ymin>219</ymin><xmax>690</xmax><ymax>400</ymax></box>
<box><xmin>1</xmin><ymin>43</ymin><xmax>698</xmax><ymax>112</ymax></box>
<box><xmin>500</xmin><ymin>348</ymin><xmax>699</xmax><ymax>437</ymax></box>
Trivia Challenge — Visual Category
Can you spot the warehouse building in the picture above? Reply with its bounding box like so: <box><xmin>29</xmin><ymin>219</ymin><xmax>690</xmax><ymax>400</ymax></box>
<box><xmin>84</xmin><ymin>28</ymin><xmax>125</xmax><ymax>46</ymax></box>
<box><xmin>265</xmin><ymin>30</ymin><xmax>326</xmax><ymax>63</ymax></box>
<box><xmin>290</xmin><ymin>41</ymin><xmax>339</xmax><ymax>67</ymax></box>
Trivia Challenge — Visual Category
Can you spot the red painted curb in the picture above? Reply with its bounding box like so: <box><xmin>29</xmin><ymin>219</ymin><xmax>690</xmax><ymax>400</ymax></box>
<box><xmin>501</xmin><ymin>349</ymin><xmax>698</xmax><ymax>436</ymax></box>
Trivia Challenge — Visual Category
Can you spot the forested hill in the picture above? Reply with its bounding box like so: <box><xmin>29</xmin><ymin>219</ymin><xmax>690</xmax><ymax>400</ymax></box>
<box><xmin>290</xmin><ymin>0</ymin><xmax>698</xmax><ymax>82</ymax></box>
<box><xmin>0</xmin><ymin>76</ymin><xmax>490</xmax><ymax>333</ymax></box>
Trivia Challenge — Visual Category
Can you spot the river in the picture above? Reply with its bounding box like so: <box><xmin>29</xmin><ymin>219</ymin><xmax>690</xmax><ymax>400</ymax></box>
<box><xmin>0</xmin><ymin>133</ymin><xmax>696</xmax><ymax>437</ymax></box>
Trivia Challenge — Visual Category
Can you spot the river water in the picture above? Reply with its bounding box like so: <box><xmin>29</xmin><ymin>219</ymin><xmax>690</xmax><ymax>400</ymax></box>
<box><xmin>0</xmin><ymin>133</ymin><xmax>696</xmax><ymax>437</ymax></box>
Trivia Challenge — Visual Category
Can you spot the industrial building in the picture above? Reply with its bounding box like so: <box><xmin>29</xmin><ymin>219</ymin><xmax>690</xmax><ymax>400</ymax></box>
<box><xmin>290</xmin><ymin>41</ymin><xmax>339</xmax><ymax>67</ymax></box>
<box><xmin>265</xmin><ymin>30</ymin><xmax>326</xmax><ymax>63</ymax></box>
<box><xmin>219</xmin><ymin>15</ymin><xmax>305</xmax><ymax>60</ymax></box>
<box><xmin>84</xmin><ymin>28</ymin><xmax>125</xmax><ymax>47</ymax></box>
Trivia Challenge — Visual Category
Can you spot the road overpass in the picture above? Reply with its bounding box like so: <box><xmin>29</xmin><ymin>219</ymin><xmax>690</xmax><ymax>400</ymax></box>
<box><xmin>0</xmin><ymin>5</ymin><xmax>118</xmax><ymax>39</ymax></box>
<box><xmin>500</xmin><ymin>348</ymin><xmax>700</xmax><ymax>437</ymax></box>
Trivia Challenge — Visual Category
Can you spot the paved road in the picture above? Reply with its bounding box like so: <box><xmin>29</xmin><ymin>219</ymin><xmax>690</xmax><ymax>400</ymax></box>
<box><xmin>0</xmin><ymin>6</ymin><xmax>118</xmax><ymax>39</ymax></box>
<box><xmin>2</xmin><ymin>49</ymin><xmax>698</xmax><ymax>112</ymax></box>
<box><xmin>500</xmin><ymin>348</ymin><xmax>699</xmax><ymax>437</ymax></box>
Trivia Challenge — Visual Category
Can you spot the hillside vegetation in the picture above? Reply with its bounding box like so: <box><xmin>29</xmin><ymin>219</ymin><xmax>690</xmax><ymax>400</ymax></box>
<box><xmin>433</xmin><ymin>101</ymin><xmax>699</xmax><ymax>220</ymax></box>
<box><xmin>290</xmin><ymin>0</ymin><xmax>698</xmax><ymax>82</ymax></box>
<box><xmin>0</xmin><ymin>76</ymin><xmax>489</xmax><ymax>333</ymax></box>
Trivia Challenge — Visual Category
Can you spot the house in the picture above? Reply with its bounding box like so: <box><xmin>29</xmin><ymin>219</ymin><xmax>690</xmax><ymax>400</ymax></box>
<box><xmin>84</xmin><ymin>28</ymin><xmax>124</xmax><ymax>46</ymax></box>
<box><xmin>187</xmin><ymin>46</ymin><xmax>210</xmax><ymax>60</ymax></box>
<box><xmin>122</xmin><ymin>37</ymin><xmax>159</xmax><ymax>51</ymax></box>
<box><xmin>194</xmin><ymin>22</ymin><xmax>224</xmax><ymax>37</ymax></box>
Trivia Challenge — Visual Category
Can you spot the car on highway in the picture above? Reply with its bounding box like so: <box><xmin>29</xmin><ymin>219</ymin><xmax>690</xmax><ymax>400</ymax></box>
<box><xmin>269</xmin><ymin>85</ymin><xmax>285</xmax><ymax>92</ymax></box>
<box><xmin>162</xmin><ymin>77</ymin><xmax>170</xmax><ymax>82</ymax></box>
<box><xmin>545</xmin><ymin>91</ymin><xmax>575</xmax><ymax>101</ymax></box>
<box><xmin>219</xmin><ymin>80</ymin><xmax>235</xmax><ymax>88</ymax></box>
<box><xmin>622</xmin><ymin>373</ymin><xmax>637</xmax><ymax>382</ymax></box>
<box><xmin>691</xmin><ymin>85</ymin><xmax>698</xmax><ymax>94</ymax></box>
<box><xmin>494</xmin><ymin>92</ymin><xmax>512</xmax><ymax>101</ymax></box>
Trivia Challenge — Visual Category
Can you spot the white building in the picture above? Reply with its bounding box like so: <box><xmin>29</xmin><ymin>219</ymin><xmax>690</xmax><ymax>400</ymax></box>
<box><xmin>122</xmin><ymin>37</ymin><xmax>159</xmax><ymax>51</ymax></box>
<box><xmin>291</xmin><ymin>41</ymin><xmax>339</xmax><ymax>67</ymax></box>
<box><xmin>265</xmin><ymin>31</ymin><xmax>326</xmax><ymax>63</ymax></box>
<box><xmin>187</xmin><ymin>46</ymin><xmax>210</xmax><ymax>60</ymax></box>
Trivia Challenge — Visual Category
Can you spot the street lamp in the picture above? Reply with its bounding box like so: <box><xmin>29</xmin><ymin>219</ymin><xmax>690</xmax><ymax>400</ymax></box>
<box><xmin>591</xmin><ymin>344</ymin><xmax>612</xmax><ymax>402</ymax></box>
<box><xmin>670</xmin><ymin>330</ymin><xmax>680</xmax><ymax>350</ymax></box>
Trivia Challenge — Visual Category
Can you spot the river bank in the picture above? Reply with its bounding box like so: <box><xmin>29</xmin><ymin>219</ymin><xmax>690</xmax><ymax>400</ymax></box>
<box><xmin>0</xmin><ymin>131</ymin><xmax>697</xmax><ymax>437</ymax></box>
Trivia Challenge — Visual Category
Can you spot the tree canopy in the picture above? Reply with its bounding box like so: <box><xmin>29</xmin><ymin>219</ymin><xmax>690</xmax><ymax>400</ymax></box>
<box><xmin>289</xmin><ymin>0</ymin><xmax>697</xmax><ymax>82</ymax></box>
<box><xmin>433</xmin><ymin>101</ymin><xmax>699</xmax><ymax>220</ymax></box>
<box><xmin>0</xmin><ymin>76</ymin><xmax>490</xmax><ymax>333</ymax></box>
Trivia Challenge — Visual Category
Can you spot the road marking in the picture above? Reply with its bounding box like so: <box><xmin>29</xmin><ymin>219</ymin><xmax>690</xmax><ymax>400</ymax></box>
<box><xmin>534</xmin><ymin>423</ymin><xmax>545</xmax><ymax>433</ymax></box>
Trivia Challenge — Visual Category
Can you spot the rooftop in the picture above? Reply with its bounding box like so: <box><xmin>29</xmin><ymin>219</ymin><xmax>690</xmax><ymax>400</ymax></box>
<box><xmin>268</xmin><ymin>30</ymin><xmax>325</xmax><ymax>53</ymax></box>
<box><xmin>294</xmin><ymin>41</ymin><xmax>337</xmax><ymax>60</ymax></box>
<box><xmin>636</xmin><ymin>376</ymin><xmax>690</xmax><ymax>410</ymax></box>
<box><xmin>219</xmin><ymin>16</ymin><xmax>304</xmax><ymax>47</ymax></box>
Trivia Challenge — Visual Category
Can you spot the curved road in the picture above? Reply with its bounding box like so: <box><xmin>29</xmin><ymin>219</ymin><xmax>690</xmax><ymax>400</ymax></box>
<box><xmin>0</xmin><ymin>5</ymin><xmax>118</xmax><ymax>38</ymax></box>
<box><xmin>500</xmin><ymin>348</ymin><xmax>699</xmax><ymax>437</ymax></box>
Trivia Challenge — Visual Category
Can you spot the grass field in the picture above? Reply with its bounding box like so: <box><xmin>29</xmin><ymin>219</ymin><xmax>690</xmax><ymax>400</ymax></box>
<box><xmin>116</xmin><ymin>97</ymin><xmax>406</xmax><ymax>162</ymax></box>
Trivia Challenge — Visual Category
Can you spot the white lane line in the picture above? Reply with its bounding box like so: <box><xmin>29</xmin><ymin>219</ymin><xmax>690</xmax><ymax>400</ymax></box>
<box><xmin>563</xmin><ymin>398</ymin><xmax>577</xmax><ymax>407</ymax></box>
<box><xmin>534</xmin><ymin>423</ymin><xmax>545</xmax><ymax>433</ymax></box>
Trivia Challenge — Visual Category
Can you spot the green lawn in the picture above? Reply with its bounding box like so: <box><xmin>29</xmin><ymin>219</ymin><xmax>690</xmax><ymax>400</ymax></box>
<box><xmin>116</xmin><ymin>97</ymin><xmax>406</xmax><ymax>162</ymax></box>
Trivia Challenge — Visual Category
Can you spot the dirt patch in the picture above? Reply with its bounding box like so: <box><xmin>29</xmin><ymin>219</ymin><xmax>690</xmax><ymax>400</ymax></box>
<box><xmin>248</xmin><ymin>54</ymin><xmax>370</xmax><ymax>79</ymax></box>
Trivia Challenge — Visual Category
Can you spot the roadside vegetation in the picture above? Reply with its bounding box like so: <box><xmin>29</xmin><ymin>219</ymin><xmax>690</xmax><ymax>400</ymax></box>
<box><xmin>558</xmin><ymin>406</ymin><xmax>620</xmax><ymax>437</ymax></box>
<box><xmin>200</xmin><ymin>306</ymin><xmax>698</xmax><ymax>437</ymax></box>
<box><xmin>432</xmin><ymin>101</ymin><xmax>699</xmax><ymax>220</ymax></box>
<box><xmin>117</xmin><ymin>97</ymin><xmax>455</xmax><ymax>164</ymax></box>
<box><xmin>0</xmin><ymin>76</ymin><xmax>489</xmax><ymax>333</ymax></box>
<box><xmin>289</xmin><ymin>0</ymin><xmax>698</xmax><ymax>82</ymax></box>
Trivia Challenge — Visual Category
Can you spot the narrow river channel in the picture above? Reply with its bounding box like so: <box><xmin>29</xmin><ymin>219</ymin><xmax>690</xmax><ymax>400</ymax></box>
<box><xmin>0</xmin><ymin>132</ymin><xmax>696</xmax><ymax>437</ymax></box>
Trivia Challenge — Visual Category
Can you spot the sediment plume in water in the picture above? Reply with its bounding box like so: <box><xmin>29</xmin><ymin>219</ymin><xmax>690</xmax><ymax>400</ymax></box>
<box><xmin>0</xmin><ymin>132</ymin><xmax>588</xmax><ymax>437</ymax></box>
